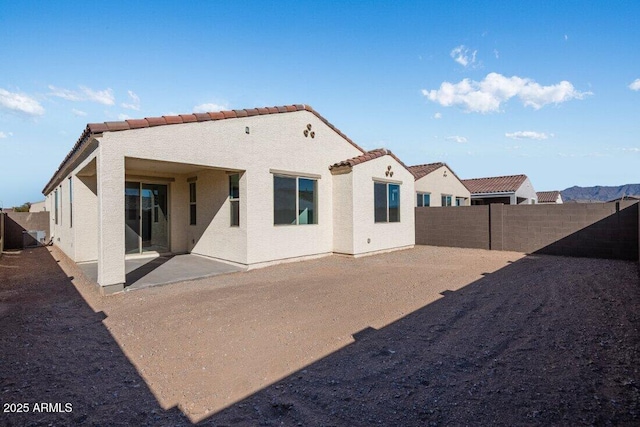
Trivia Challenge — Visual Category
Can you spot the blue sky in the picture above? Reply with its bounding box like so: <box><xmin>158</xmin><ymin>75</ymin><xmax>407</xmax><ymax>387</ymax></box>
<box><xmin>0</xmin><ymin>1</ymin><xmax>638</xmax><ymax>207</ymax></box>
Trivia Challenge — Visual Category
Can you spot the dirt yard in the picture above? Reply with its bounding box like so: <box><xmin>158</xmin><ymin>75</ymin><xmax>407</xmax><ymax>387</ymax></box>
<box><xmin>1</xmin><ymin>245</ymin><xmax>639</xmax><ymax>426</ymax></box>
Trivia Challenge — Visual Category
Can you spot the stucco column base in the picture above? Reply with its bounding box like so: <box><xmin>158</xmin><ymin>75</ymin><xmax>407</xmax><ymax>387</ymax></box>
<box><xmin>100</xmin><ymin>283</ymin><xmax>124</xmax><ymax>295</ymax></box>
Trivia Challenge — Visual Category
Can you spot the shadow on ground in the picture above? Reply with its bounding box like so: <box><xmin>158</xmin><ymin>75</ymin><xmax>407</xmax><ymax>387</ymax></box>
<box><xmin>203</xmin><ymin>255</ymin><xmax>640</xmax><ymax>426</ymax></box>
<box><xmin>0</xmin><ymin>247</ymin><xmax>189</xmax><ymax>426</ymax></box>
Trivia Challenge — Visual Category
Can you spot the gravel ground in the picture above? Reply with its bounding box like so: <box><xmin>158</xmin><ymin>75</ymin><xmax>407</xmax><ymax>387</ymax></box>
<box><xmin>1</xmin><ymin>245</ymin><xmax>639</xmax><ymax>426</ymax></box>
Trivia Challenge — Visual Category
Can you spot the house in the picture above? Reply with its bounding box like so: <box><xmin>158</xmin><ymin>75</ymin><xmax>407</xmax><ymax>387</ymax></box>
<box><xmin>29</xmin><ymin>200</ymin><xmax>47</xmax><ymax>212</ymax></box>
<box><xmin>43</xmin><ymin>104</ymin><xmax>415</xmax><ymax>294</ymax></box>
<box><xmin>536</xmin><ymin>191</ymin><xmax>563</xmax><ymax>204</ymax></box>
<box><xmin>408</xmin><ymin>162</ymin><xmax>471</xmax><ymax>206</ymax></box>
<box><xmin>462</xmin><ymin>174</ymin><xmax>537</xmax><ymax>205</ymax></box>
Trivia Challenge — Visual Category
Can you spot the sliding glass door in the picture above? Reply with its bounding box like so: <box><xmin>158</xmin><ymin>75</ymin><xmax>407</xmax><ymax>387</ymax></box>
<box><xmin>125</xmin><ymin>182</ymin><xmax>169</xmax><ymax>254</ymax></box>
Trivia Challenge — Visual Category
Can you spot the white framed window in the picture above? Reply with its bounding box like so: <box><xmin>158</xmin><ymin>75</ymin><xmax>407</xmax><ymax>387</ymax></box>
<box><xmin>68</xmin><ymin>177</ymin><xmax>73</xmax><ymax>227</ymax></box>
<box><xmin>374</xmin><ymin>182</ymin><xmax>400</xmax><ymax>223</ymax></box>
<box><xmin>455</xmin><ymin>197</ymin><xmax>466</xmax><ymax>206</ymax></box>
<box><xmin>54</xmin><ymin>189</ymin><xmax>59</xmax><ymax>225</ymax></box>
<box><xmin>417</xmin><ymin>192</ymin><xmax>430</xmax><ymax>207</ymax></box>
<box><xmin>273</xmin><ymin>175</ymin><xmax>317</xmax><ymax>225</ymax></box>
<box><xmin>442</xmin><ymin>194</ymin><xmax>452</xmax><ymax>206</ymax></box>
<box><xmin>189</xmin><ymin>182</ymin><xmax>196</xmax><ymax>225</ymax></box>
<box><xmin>229</xmin><ymin>174</ymin><xmax>240</xmax><ymax>227</ymax></box>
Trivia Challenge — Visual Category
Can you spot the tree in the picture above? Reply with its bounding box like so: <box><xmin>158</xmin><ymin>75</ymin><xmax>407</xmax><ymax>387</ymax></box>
<box><xmin>13</xmin><ymin>202</ymin><xmax>31</xmax><ymax>212</ymax></box>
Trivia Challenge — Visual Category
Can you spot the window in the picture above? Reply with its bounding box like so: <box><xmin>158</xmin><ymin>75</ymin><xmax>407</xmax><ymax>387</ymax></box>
<box><xmin>189</xmin><ymin>182</ymin><xmax>196</xmax><ymax>225</ymax></box>
<box><xmin>455</xmin><ymin>197</ymin><xmax>465</xmax><ymax>207</ymax></box>
<box><xmin>374</xmin><ymin>182</ymin><xmax>400</xmax><ymax>223</ymax></box>
<box><xmin>417</xmin><ymin>193</ymin><xmax>430</xmax><ymax>207</ymax></box>
<box><xmin>68</xmin><ymin>177</ymin><xmax>73</xmax><ymax>227</ymax></box>
<box><xmin>54</xmin><ymin>189</ymin><xmax>59</xmax><ymax>225</ymax></box>
<box><xmin>229</xmin><ymin>174</ymin><xmax>240</xmax><ymax>227</ymax></box>
<box><xmin>442</xmin><ymin>194</ymin><xmax>452</xmax><ymax>206</ymax></box>
<box><xmin>274</xmin><ymin>175</ymin><xmax>317</xmax><ymax>225</ymax></box>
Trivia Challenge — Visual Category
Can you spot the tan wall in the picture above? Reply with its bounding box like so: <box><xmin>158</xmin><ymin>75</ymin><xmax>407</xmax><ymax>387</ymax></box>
<box><xmin>93</xmin><ymin>110</ymin><xmax>364</xmax><ymax>279</ymax></box>
<box><xmin>3</xmin><ymin>212</ymin><xmax>50</xmax><ymax>249</ymax></box>
<box><xmin>332</xmin><ymin>170</ymin><xmax>354</xmax><ymax>254</ymax></box>
<box><xmin>414</xmin><ymin>165</ymin><xmax>471</xmax><ymax>206</ymax></box>
<box><xmin>29</xmin><ymin>201</ymin><xmax>46</xmax><ymax>212</ymax></box>
<box><xmin>351</xmin><ymin>155</ymin><xmax>415</xmax><ymax>255</ymax></box>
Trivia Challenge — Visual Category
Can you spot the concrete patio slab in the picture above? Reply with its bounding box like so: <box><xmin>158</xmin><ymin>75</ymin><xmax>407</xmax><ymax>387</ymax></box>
<box><xmin>79</xmin><ymin>254</ymin><xmax>245</xmax><ymax>290</ymax></box>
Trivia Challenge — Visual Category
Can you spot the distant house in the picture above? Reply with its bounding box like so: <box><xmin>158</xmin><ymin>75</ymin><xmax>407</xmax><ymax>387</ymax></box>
<box><xmin>408</xmin><ymin>162</ymin><xmax>470</xmax><ymax>207</ymax></box>
<box><xmin>462</xmin><ymin>174</ymin><xmax>537</xmax><ymax>205</ymax></box>
<box><xmin>536</xmin><ymin>191</ymin><xmax>563</xmax><ymax>204</ymax></box>
<box><xmin>42</xmin><ymin>104</ymin><xmax>416</xmax><ymax>294</ymax></box>
<box><xmin>29</xmin><ymin>200</ymin><xmax>47</xmax><ymax>212</ymax></box>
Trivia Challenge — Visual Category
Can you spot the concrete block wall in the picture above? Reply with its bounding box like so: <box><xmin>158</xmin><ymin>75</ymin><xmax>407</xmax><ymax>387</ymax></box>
<box><xmin>415</xmin><ymin>206</ymin><xmax>489</xmax><ymax>249</ymax></box>
<box><xmin>502</xmin><ymin>202</ymin><xmax>638</xmax><ymax>260</ymax></box>
<box><xmin>415</xmin><ymin>201</ymin><xmax>639</xmax><ymax>261</ymax></box>
<box><xmin>3</xmin><ymin>212</ymin><xmax>50</xmax><ymax>250</ymax></box>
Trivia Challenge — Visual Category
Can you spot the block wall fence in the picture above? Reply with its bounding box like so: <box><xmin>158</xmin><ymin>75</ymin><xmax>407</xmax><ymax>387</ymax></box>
<box><xmin>416</xmin><ymin>201</ymin><xmax>639</xmax><ymax>261</ymax></box>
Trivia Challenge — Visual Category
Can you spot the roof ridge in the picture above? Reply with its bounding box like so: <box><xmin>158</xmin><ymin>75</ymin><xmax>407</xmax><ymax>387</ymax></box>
<box><xmin>462</xmin><ymin>174</ymin><xmax>527</xmax><ymax>181</ymax></box>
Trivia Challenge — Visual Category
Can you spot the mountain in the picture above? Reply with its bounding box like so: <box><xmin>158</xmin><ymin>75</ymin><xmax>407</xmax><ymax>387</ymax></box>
<box><xmin>560</xmin><ymin>184</ymin><xmax>640</xmax><ymax>203</ymax></box>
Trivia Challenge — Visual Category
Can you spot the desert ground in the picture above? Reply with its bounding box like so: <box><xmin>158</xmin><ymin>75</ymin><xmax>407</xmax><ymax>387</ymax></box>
<box><xmin>1</xmin><ymin>245</ymin><xmax>639</xmax><ymax>426</ymax></box>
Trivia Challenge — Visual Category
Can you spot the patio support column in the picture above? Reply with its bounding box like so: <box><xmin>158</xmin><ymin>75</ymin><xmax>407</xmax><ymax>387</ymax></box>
<box><xmin>96</xmin><ymin>148</ymin><xmax>125</xmax><ymax>294</ymax></box>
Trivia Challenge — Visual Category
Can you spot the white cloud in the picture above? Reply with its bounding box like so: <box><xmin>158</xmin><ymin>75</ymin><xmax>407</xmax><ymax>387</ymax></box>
<box><xmin>193</xmin><ymin>103</ymin><xmax>228</xmax><ymax>113</ymax></box>
<box><xmin>622</xmin><ymin>147</ymin><xmax>640</xmax><ymax>152</ymax></box>
<box><xmin>564</xmin><ymin>34</ymin><xmax>568</xmax><ymax>41</ymax></box>
<box><xmin>505</xmin><ymin>131</ymin><xmax>551</xmax><ymax>140</ymax></box>
<box><xmin>121</xmin><ymin>90</ymin><xmax>140</xmax><ymax>110</ymax></box>
<box><xmin>422</xmin><ymin>72</ymin><xmax>591</xmax><ymax>113</ymax></box>
<box><xmin>493</xmin><ymin>49</ymin><xmax>499</xmax><ymax>59</ymax></box>
<box><xmin>450</xmin><ymin>45</ymin><xmax>477</xmax><ymax>68</ymax></box>
<box><xmin>0</xmin><ymin>88</ymin><xmax>45</xmax><ymax>116</ymax></box>
<box><xmin>48</xmin><ymin>85</ymin><xmax>115</xmax><ymax>105</ymax></box>
<box><xmin>433</xmin><ymin>112</ymin><xmax>442</xmax><ymax>119</ymax></box>
<box><xmin>445</xmin><ymin>135</ymin><xmax>467</xmax><ymax>143</ymax></box>
<box><xmin>629</xmin><ymin>79</ymin><xmax>640</xmax><ymax>91</ymax></box>
<box><xmin>118</xmin><ymin>113</ymin><xmax>131</xmax><ymax>120</ymax></box>
<box><xmin>0</xmin><ymin>131</ymin><xmax>12</xmax><ymax>138</ymax></box>
<box><xmin>72</xmin><ymin>108</ymin><xmax>87</xmax><ymax>117</ymax></box>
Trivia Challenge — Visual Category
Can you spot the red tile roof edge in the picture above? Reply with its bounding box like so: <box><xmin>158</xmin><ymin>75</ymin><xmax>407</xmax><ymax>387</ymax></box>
<box><xmin>407</xmin><ymin>162</ymin><xmax>469</xmax><ymax>191</ymax></box>
<box><xmin>461</xmin><ymin>174</ymin><xmax>528</xmax><ymax>194</ymax></box>
<box><xmin>330</xmin><ymin>148</ymin><xmax>412</xmax><ymax>173</ymax></box>
<box><xmin>536</xmin><ymin>190</ymin><xmax>561</xmax><ymax>203</ymax></box>
<box><xmin>43</xmin><ymin>104</ymin><xmax>366</xmax><ymax>194</ymax></box>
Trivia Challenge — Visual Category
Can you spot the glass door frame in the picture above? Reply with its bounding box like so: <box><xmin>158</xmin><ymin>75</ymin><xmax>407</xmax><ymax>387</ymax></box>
<box><xmin>125</xmin><ymin>180</ymin><xmax>171</xmax><ymax>256</ymax></box>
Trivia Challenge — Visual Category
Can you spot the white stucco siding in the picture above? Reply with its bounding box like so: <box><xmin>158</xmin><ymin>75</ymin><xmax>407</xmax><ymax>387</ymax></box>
<box><xmin>188</xmin><ymin>169</ymin><xmax>248</xmax><ymax>264</ymax></box>
<box><xmin>99</xmin><ymin>110</ymin><xmax>363</xmax><ymax>267</ymax></box>
<box><xmin>515</xmin><ymin>177</ymin><xmax>537</xmax><ymax>204</ymax></box>
<box><xmin>414</xmin><ymin>165</ymin><xmax>471</xmax><ymax>206</ymax></box>
<box><xmin>74</xmin><ymin>172</ymin><xmax>98</xmax><ymax>262</ymax></box>
<box><xmin>332</xmin><ymin>170</ymin><xmax>354</xmax><ymax>254</ymax></box>
<box><xmin>350</xmin><ymin>156</ymin><xmax>415</xmax><ymax>255</ymax></box>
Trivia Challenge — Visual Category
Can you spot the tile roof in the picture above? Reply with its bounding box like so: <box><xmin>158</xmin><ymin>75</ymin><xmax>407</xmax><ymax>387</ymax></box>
<box><xmin>462</xmin><ymin>174</ymin><xmax>528</xmax><ymax>194</ymax></box>
<box><xmin>330</xmin><ymin>148</ymin><xmax>411</xmax><ymax>172</ymax></box>
<box><xmin>536</xmin><ymin>191</ymin><xmax>561</xmax><ymax>203</ymax></box>
<box><xmin>43</xmin><ymin>104</ymin><xmax>365</xmax><ymax>194</ymax></box>
<box><xmin>407</xmin><ymin>162</ymin><xmax>445</xmax><ymax>180</ymax></box>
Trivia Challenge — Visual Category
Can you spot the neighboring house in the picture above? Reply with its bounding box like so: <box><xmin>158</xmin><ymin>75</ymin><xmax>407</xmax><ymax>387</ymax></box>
<box><xmin>536</xmin><ymin>191</ymin><xmax>563</xmax><ymax>204</ymax></box>
<box><xmin>29</xmin><ymin>200</ymin><xmax>47</xmax><ymax>212</ymax></box>
<box><xmin>43</xmin><ymin>104</ymin><xmax>415</xmax><ymax>294</ymax></box>
<box><xmin>408</xmin><ymin>162</ymin><xmax>471</xmax><ymax>207</ymax></box>
<box><xmin>462</xmin><ymin>174</ymin><xmax>537</xmax><ymax>205</ymax></box>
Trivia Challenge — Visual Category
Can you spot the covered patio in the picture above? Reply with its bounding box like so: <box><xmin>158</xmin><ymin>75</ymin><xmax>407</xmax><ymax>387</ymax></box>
<box><xmin>79</xmin><ymin>253</ymin><xmax>245</xmax><ymax>291</ymax></box>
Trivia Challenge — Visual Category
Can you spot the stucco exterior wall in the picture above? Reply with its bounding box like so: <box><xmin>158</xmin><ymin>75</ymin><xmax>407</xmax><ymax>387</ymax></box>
<box><xmin>332</xmin><ymin>170</ymin><xmax>354</xmax><ymax>254</ymax></box>
<box><xmin>350</xmin><ymin>155</ymin><xmax>415</xmax><ymax>255</ymax></box>
<box><xmin>29</xmin><ymin>201</ymin><xmax>46</xmax><ymax>212</ymax></box>
<box><xmin>188</xmin><ymin>169</ymin><xmax>248</xmax><ymax>264</ymax></box>
<box><xmin>414</xmin><ymin>165</ymin><xmax>471</xmax><ymax>206</ymax></box>
<box><xmin>515</xmin><ymin>177</ymin><xmax>537</xmax><ymax>204</ymax></box>
<box><xmin>98</xmin><ymin>110</ymin><xmax>363</xmax><ymax>268</ymax></box>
